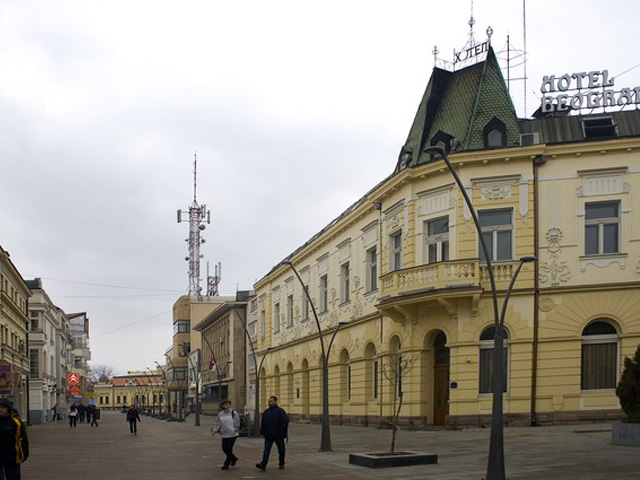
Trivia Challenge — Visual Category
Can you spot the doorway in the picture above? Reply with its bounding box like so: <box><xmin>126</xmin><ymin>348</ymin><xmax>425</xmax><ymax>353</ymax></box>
<box><xmin>433</xmin><ymin>331</ymin><xmax>450</xmax><ymax>425</ymax></box>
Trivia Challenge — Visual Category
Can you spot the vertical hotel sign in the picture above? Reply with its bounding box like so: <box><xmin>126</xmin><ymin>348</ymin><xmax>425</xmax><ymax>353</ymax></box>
<box><xmin>540</xmin><ymin>70</ymin><xmax>640</xmax><ymax>113</ymax></box>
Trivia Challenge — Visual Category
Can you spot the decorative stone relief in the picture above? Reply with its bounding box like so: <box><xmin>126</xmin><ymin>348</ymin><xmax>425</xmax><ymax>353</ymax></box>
<box><xmin>519</xmin><ymin>182</ymin><xmax>529</xmax><ymax>227</ymax></box>
<box><xmin>539</xmin><ymin>228</ymin><xmax>572</xmax><ymax>287</ymax></box>
<box><xmin>481</xmin><ymin>184</ymin><xmax>511</xmax><ymax>200</ymax></box>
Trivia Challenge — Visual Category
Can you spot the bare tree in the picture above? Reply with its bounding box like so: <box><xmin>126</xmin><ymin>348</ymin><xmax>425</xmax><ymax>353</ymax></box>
<box><xmin>380</xmin><ymin>339</ymin><xmax>420</xmax><ymax>454</ymax></box>
<box><xmin>88</xmin><ymin>364</ymin><xmax>115</xmax><ymax>383</ymax></box>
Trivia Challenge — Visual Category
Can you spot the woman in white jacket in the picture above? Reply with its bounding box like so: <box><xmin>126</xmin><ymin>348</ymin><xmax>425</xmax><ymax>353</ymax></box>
<box><xmin>212</xmin><ymin>400</ymin><xmax>240</xmax><ymax>470</ymax></box>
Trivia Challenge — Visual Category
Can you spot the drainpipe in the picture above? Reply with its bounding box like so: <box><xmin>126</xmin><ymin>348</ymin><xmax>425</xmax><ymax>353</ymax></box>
<box><xmin>530</xmin><ymin>154</ymin><xmax>546</xmax><ymax>426</ymax></box>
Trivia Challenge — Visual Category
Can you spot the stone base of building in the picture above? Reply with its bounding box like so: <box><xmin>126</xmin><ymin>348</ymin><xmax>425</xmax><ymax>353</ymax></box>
<box><xmin>289</xmin><ymin>408</ymin><xmax>624</xmax><ymax>430</ymax></box>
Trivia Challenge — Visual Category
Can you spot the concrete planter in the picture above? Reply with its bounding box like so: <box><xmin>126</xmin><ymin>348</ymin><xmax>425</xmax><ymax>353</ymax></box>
<box><xmin>612</xmin><ymin>422</ymin><xmax>640</xmax><ymax>446</ymax></box>
<box><xmin>349</xmin><ymin>451</ymin><xmax>438</xmax><ymax>469</ymax></box>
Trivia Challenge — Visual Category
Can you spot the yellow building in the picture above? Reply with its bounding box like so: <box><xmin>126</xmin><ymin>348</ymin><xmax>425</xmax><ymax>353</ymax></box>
<box><xmin>0</xmin><ymin>245</ymin><xmax>31</xmax><ymax>417</ymax></box>
<box><xmin>252</xmin><ymin>46</ymin><xmax>640</xmax><ymax>427</ymax></box>
<box><xmin>94</xmin><ymin>373</ymin><xmax>164</xmax><ymax>413</ymax></box>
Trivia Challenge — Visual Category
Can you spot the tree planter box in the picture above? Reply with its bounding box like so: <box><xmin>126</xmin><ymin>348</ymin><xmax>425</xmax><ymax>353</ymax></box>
<box><xmin>612</xmin><ymin>423</ymin><xmax>640</xmax><ymax>446</ymax></box>
<box><xmin>349</xmin><ymin>452</ymin><xmax>438</xmax><ymax>468</ymax></box>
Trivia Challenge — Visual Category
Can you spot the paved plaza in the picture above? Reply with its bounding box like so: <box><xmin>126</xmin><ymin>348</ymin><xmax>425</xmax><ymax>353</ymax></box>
<box><xmin>21</xmin><ymin>410</ymin><xmax>640</xmax><ymax>479</ymax></box>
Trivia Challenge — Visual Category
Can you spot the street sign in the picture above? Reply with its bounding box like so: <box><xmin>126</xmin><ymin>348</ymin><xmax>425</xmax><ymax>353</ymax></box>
<box><xmin>67</xmin><ymin>373</ymin><xmax>80</xmax><ymax>385</ymax></box>
<box><xmin>69</xmin><ymin>385</ymin><xmax>82</xmax><ymax>396</ymax></box>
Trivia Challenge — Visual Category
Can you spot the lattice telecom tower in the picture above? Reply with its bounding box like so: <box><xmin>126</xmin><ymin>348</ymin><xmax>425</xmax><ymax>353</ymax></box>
<box><xmin>177</xmin><ymin>154</ymin><xmax>210</xmax><ymax>296</ymax></box>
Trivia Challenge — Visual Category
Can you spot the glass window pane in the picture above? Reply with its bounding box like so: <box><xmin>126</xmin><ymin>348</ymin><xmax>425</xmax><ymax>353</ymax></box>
<box><xmin>603</xmin><ymin>223</ymin><xmax>619</xmax><ymax>253</ymax></box>
<box><xmin>585</xmin><ymin>225</ymin><xmax>599</xmax><ymax>254</ymax></box>
<box><xmin>497</xmin><ymin>231</ymin><xmax>512</xmax><ymax>260</ymax></box>
<box><xmin>480</xmin><ymin>232</ymin><xmax>493</xmax><ymax>261</ymax></box>
<box><xmin>428</xmin><ymin>243</ymin><xmax>437</xmax><ymax>263</ymax></box>
<box><xmin>479</xmin><ymin>210</ymin><xmax>511</xmax><ymax>227</ymax></box>
<box><xmin>441</xmin><ymin>241</ymin><xmax>449</xmax><ymax>262</ymax></box>
<box><xmin>428</xmin><ymin>217</ymin><xmax>448</xmax><ymax>235</ymax></box>
<box><xmin>586</xmin><ymin>202</ymin><xmax>618</xmax><ymax>220</ymax></box>
<box><xmin>581</xmin><ymin>342</ymin><xmax>616</xmax><ymax>389</ymax></box>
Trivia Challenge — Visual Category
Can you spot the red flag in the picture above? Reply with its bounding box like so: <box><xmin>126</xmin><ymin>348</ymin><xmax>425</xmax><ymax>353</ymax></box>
<box><xmin>209</xmin><ymin>356</ymin><xmax>216</xmax><ymax>370</ymax></box>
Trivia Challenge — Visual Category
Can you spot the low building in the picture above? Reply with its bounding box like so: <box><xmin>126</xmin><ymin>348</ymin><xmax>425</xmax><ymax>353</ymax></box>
<box><xmin>94</xmin><ymin>373</ymin><xmax>164</xmax><ymax>413</ymax></box>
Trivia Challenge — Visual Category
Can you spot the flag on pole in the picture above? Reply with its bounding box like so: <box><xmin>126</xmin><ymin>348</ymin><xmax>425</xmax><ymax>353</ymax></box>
<box><xmin>209</xmin><ymin>355</ymin><xmax>216</xmax><ymax>370</ymax></box>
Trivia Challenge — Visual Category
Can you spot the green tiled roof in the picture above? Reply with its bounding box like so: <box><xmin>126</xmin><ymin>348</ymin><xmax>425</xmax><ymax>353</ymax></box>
<box><xmin>398</xmin><ymin>47</ymin><xmax>519</xmax><ymax>169</ymax></box>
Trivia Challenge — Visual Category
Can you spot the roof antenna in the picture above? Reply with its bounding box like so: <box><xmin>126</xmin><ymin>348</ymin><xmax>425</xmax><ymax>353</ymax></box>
<box><xmin>468</xmin><ymin>0</ymin><xmax>476</xmax><ymax>46</ymax></box>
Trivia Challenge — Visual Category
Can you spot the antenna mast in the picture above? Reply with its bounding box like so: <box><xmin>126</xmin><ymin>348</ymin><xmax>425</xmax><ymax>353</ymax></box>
<box><xmin>177</xmin><ymin>152</ymin><xmax>211</xmax><ymax>296</ymax></box>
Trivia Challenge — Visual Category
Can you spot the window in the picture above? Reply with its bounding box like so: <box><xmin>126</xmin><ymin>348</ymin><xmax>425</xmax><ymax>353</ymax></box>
<box><xmin>260</xmin><ymin>310</ymin><xmax>266</xmax><ymax>339</ymax></box>
<box><xmin>340</xmin><ymin>262</ymin><xmax>350</xmax><ymax>304</ymax></box>
<box><xmin>483</xmin><ymin>117</ymin><xmax>506</xmax><ymax>148</ymax></box>
<box><xmin>319</xmin><ymin>275</ymin><xmax>328</xmax><ymax>313</ymax></box>
<box><xmin>366</xmin><ymin>246</ymin><xmax>378</xmax><ymax>292</ymax></box>
<box><xmin>426</xmin><ymin>217</ymin><xmax>449</xmax><ymax>263</ymax></box>
<box><xmin>479</xmin><ymin>327</ymin><xmax>508</xmax><ymax>394</ymax></box>
<box><xmin>117</xmin><ymin>395</ymin><xmax>121</xmax><ymax>404</ymax></box>
<box><xmin>273</xmin><ymin>303</ymin><xmax>280</xmax><ymax>333</ymax></box>
<box><xmin>581</xmin><ymin>321</ymin><xmax>618</xmax><ymax>390</ymax></box>
<box><xmin>173</xmin><ymin>320</ymin><xmax>190</xmax><ymax>335</ymax></box>
<box><xmin>301</xmin><ymin>286</ymin><xmax>310</xmax><ymax>321</ymax></box>
<box><xmin>585</xmin><ymin>202</ymin><xmax>619</xmax><ymax>255</ymax></box>
<box><xmin>373</xmin><ymin>358</ymin><xmax>379</xmax><ymax>399</ymax></box>
<box><xmin>479</xmin><ymin>209</ymin><xmax>513</xmax><ymax>262</ymax></box>
<box><xmin>29</xmin><ymin>350</ymin><xmax>39</xmax><ymax>376</ymax></box>
<box><xmin>286</xmin><ymin>295</ymin><xmax>294</xmax><ymax>327</ymax></box>
<box><xmin>123</xmin><ymin>395</ymin><xmax>127</xmax><ymax>404</ymax></box>
<box><xmin>583</xmin><ymin>117</ymin><xmax>617</xmax><ymax>139</ymax></box>
<box><xmin>390</xmin><ymin>231</ymin><xmax>402</xmax><ymax>271</ymax></box>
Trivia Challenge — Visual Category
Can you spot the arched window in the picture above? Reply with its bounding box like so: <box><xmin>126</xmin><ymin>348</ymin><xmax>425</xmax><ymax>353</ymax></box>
<box><xmin>483</xmin><ymin>117</ymin><xmax>506</xmax><ymax>148</ymax></box>
<box><xmin>479</xmin><ymin>326</ymin><xmax>509</xmax><ymax>394</ymax></box>
<box><xmin>581</xmin><ymin>320</ymin><xmax>618</xmax><ymax>390</ymax></box>
<box><xmin>340</xmin><ymin>349</ymin><xmax>351</xmax><ymax>402</ymax></box>
<box><xmin>365</xmin><ymin>343</ymin><xmax>378</xmax><ymax>400</ymax></box>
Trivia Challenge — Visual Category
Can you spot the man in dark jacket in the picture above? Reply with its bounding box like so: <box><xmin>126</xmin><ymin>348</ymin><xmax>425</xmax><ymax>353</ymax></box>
<box><xmin>256</xmin><ymin>396</ymin><xmax>289</xmax><ymax>471</ymax></box>
<box><xmin>126</xmin><ymin>405</ymin><xmax>141</xmax><ymax>435</ymax></box>
<box><xmin>0</xmin><ymin>398</ymin><xmax>28</xmax><ymax>480</ymax></box>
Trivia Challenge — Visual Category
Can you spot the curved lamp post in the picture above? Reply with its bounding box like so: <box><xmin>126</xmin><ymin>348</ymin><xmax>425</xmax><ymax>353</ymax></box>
<box><xmin>164</xmin><ymin>353</ymin><xmax>184</xmax><ymax>422</ymax></box>
<box><xmin>281</xmin><ymin>260</ymin><xmax>334</xmax><ymax>452</ymax></box>
<box><xmin>424</xmin><ymin>145</ymin><xmax>536</xmax><ymax>480</ymax></box>
<box><xmin>179</xmin><ymin>346</ymin><xmax>202</xmax><ymax>427</ymax></box>
<box><xmin>255</xmin><ymin>347</ymin><xmax>273</xmax><ymax>436</ymax></box>
<box><xmin>154</xmin><ymin>361</ymin><xmax>167</xmax><ymax>416</ymax></box>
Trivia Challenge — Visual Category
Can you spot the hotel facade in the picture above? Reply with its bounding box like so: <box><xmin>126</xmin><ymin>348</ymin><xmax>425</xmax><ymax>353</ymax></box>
<box><xmin>251</xmin><ymin>47</ymin><xmax>640</xmax><ymax>427</ymax></box>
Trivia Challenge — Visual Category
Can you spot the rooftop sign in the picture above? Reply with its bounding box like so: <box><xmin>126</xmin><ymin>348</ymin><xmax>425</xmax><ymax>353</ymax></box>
<box><xmin>540</xmin><ymin>70</ymin><xmax>640</xmax><ymax>113</ymax></box>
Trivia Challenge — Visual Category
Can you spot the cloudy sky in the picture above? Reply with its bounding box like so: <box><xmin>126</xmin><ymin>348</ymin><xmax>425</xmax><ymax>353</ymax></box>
<box><xmin>1</xmin><ymin>0</ymin><xmax>638</xmax><ymax>375</ymax></box>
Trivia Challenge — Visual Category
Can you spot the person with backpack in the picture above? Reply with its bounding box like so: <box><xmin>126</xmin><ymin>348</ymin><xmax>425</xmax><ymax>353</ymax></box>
<box><xmin>0</xmin><ymin>398</ymin><xmax>28</xmax><ymax>480</ymax></box>
<box><xmin>212</xmin><ymin>400</ymin><xmax>240</xmax><ymax>470</ymax></box>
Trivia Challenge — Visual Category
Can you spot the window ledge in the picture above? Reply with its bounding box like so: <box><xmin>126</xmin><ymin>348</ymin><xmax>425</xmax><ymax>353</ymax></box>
<box><xmin>579</xmin><ymin>253</ymin><xmax>627</xmax><ymax>272</ymax></box>
<box><xmin>580</xmin><ymin>388</ymin><xmax>616</xmax><ymax>394</ymax></box>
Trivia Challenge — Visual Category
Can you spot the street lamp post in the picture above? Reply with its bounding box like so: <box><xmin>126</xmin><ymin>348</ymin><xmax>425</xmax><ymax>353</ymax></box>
<box><xmin>154</xmin><ymin>361</ymin><xmax>167</xmax><ymax>416</ymax></box>
<box><xmin>255</xmin><ymin>347</ymin><xmax>273</xmax><ymax>437</ymax></box>
<box><xmin>179</xmin><ymin>348</ymin><xmax>202</xmax><ymax>427</ymax></box>
<box><xmin>424</xmin><ymin>146</ymin><xmax>536</xmax><ymax>480</ymax></box>
<box><xmin>281</xmin><ymin>260</ymin><xmax>333</xmax><ymax>452</ymax></box>
<box><xmin>164</xmin><ymin>354</ymin><xmax>184</xmax><ymax>422</ymax></box>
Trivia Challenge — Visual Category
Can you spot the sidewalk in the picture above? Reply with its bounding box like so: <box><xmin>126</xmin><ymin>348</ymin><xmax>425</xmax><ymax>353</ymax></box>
<box><xmin>21</xmin><ymin>410</ymin><xmax>640</xmax><ymax>479</ymax></box>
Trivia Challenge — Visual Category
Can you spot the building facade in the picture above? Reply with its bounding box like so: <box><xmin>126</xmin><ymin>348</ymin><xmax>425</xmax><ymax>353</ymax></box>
<box><xmin>0</xmin><ymin>245</ymin><xmax>31</xmax><ymax>418</ymax></box>
<box><xmin>193</xmin><ymin>291</ymin><xmax>252</xmax><ymax>415</ymax></box>
<box><xmin>94</xmin><ymin>373</ymin><xmax>164</xmax><ymax>413</ymax></box>
<box><xmin>252</xmin><ymin>47</ymin><xmax>640</xmax><ymax>427</ymax></box>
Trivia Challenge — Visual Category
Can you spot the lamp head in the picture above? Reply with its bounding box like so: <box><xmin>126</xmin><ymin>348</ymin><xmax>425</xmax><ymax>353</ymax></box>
<box><xmin>519</xmin><ymin>255</ymin><xmax>537</xmax><ymax>263</ymax></box>
<box><xmin>423</xmin><ymin>145</ymin><xmax>446</xmax><ymax>157</ymax></box>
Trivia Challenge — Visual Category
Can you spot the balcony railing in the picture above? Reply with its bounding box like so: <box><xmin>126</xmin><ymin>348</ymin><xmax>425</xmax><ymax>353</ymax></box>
<box><xmin>380</xmin><ymin>259</ymin><xmax>522</xmax><ymax>299</ymax></box>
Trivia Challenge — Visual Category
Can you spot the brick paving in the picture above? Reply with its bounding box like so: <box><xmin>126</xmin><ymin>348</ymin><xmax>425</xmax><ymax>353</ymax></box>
<box><xmin>21</xmin><ymin>410</ymin><xmax>640</xmax><ymax>479</ymax></box>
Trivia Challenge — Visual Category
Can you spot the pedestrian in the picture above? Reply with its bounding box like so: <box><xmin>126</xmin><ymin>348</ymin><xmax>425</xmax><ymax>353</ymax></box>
<box><xmin>89</xmin><ymin>406</ymin><xmax>99</xmax><ymax>427</ymax></box>
<box><xmin>0</xmin><ymin>398</ymin><xmax>28</xmax><ymax>480</ymax></box>
<box><xmin>255</xmin><ymin>396</ymin><xmax>289</xmax><ymax>471</ymax></box>
<box><xmin>212</xmin><ymin>400</ymin><xmax>240</xmax><ymax>470</ymax></box>
<box><xmin>68</xmin><ymin>404</ymin><xmax>78</xmax><ymax>428</ymax></box>
<box><xmin>126</xmin><ymin>405</ymin><xmax>141</xmax><ymax>435</ymax></box>
<box><xmin>50</xmin><ymin>404</ymin><xmax>57</xmax><ymax>422</ymax></box>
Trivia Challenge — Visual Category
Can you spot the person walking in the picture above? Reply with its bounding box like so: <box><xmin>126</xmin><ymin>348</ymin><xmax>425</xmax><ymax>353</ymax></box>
<box><xmin>68</xmin><ymin>404</ymin><xmax>78</xmax><ymax>428</ymax></box>
<box><xmin>0</xmin><ymin>398</ymin><xmax>28</xmax><ymax>480</ymax></box>
<box><xmin>126</xmin><ymin>405</ymin><xmax>141</xmax><ymax>435</ymax></box>
<box><xmin>212</xmin><ymin>400</ymin><xmax>240</xmax><ymax>470</ymax></box>
<box><xmin>255</xmin><ymin>396</ymin><xmax>289</xmax><ymax>471</ymax></box>
<box><xmin>89</xmin><ymin>406</ymin><xmax>99</xmax><ymax>427</ymax></box>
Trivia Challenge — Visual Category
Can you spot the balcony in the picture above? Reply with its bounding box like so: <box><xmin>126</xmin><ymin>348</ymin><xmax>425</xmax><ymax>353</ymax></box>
<box><xmin>378</xmin><ymin>259</ymin><xmax>525</xmax><ymax>320</ymax></box>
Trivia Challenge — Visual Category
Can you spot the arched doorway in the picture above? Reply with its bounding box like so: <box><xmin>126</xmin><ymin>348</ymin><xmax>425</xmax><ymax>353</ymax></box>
<box><xmin>301</xmin><ymin>360</ymin><xmax>309</xmax><ymax>418</ymax></box>
<box><xmin>433</xmin><ymin>331</ymin><xmax>450</xmax><ymax>425</ymax></box>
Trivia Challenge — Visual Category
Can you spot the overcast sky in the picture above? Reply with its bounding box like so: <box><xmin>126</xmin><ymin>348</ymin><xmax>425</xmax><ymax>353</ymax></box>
<box><xmin>1</xmin><ymin>0</ymin><xmax>638</xmax><ymax>375</ymax></box>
